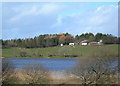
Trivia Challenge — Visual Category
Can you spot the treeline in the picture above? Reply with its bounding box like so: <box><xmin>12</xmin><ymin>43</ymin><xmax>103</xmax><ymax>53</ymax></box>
<box><xmin>1</xmin><ymin>33</ymin><xmax>120</xmax><ymax>48</ymax></box>
<box><xmin>75</xmin><ymin>33</ymin><xmax>119</xmax><ymax>44</ymax></box>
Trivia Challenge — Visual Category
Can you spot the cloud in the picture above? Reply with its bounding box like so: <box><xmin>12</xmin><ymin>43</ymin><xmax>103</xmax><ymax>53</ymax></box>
<box><xmin>39</xmin><ymin>4</ymin><xmax>60</xmax><ymax>14</ymax></box>
<box><xmin>9</xmin><ymin>3</ymin><xmax>60</xmax><ymax>22</ymax></box>
<box><xmin>2</xmin><ymin>3</ymin><xmax>118</xmax><ymax>40</ymax></box>
<box><xmin>97</xmin><ymin>7</ymin><xmax>102</xmax><ymax>11</ymax></box>
<box><xmin>57</xmin><ymin>16</ymin><xmax>62</xmax><ymax>24</ymax></box>
<box><xmin>51</xmin><ymin>5</ymin><xmax>118</xmax><ymax>36</ymax></box>
<box><xmin>51</xmin><ymin>15</ymin><xmax>63</xmax><ymax>28</ymax></box>
<box><xmin>84</xmin><ymin>5</ymin><xmax>118</xmax><ymax>34</ymax></box>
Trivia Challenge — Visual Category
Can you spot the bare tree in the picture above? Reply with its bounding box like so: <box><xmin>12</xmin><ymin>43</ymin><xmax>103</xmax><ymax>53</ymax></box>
<box><xmin>2</xmin><ymin>59</ymin><xmax>15</xmax><ymax>84</ymax></box>
<box><xmin>71</xmin><ymin>58</ymin><xmax>118</xmax><ymax>85</ymax></box>
<box><xmin>23</xmin><ymin>63</ymin><xmax>50</xmax><ymax>84</ymax></box>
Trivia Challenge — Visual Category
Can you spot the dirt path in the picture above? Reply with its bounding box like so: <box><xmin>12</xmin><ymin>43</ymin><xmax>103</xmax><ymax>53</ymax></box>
<box><xmin>48</xmin><ymin>71</ymin><xmax>67</xmax><ymax>84</ymax></box>
<box><xmin>48</xmin><ymin>71</ymin><xmax>81</xmax><ymax>84</ymax></box>
<box><xmin>50</xmin><ymin>71</ymin><xmax>66</xmax><ymax>79</ymax></box>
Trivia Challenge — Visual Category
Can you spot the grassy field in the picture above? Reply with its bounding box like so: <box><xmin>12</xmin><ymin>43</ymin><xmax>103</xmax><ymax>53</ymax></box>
<box><xmin>2</xmin><ymin>44</ymin><xmax>119</xmax><ymax>58</ymax></box>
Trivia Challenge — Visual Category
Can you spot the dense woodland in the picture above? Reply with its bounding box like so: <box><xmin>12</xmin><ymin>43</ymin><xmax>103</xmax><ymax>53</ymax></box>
<box><xmin>1</xmin><ymin>33</ymin><xmax>120</xmax><ymax>48</ymax></box>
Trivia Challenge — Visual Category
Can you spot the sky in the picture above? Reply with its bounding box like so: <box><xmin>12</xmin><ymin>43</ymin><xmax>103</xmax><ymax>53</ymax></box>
<box><xmin>2</xmin><ymin>2</ymin><xmax>118</xmax><ymax>40</ymax></box>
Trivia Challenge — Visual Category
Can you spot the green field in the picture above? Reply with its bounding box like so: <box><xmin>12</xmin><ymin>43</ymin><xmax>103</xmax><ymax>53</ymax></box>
<box><xmin>2</xmin><ymin>44</ymin><xmax>119</xmax><ymax>58</ymax></box>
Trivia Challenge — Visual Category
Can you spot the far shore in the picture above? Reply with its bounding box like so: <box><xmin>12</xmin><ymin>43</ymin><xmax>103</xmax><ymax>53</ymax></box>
<box><xmin>2</xmin><ymin>44</ymin><xmax>119</xmax><ymax>59</ymax></box>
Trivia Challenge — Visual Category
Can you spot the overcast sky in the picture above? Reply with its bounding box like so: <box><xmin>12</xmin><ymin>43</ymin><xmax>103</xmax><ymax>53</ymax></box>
<box><xmin>2</xmin><ymin>2</ymin><xmax>118</xmax><ymax>40</ymax></box>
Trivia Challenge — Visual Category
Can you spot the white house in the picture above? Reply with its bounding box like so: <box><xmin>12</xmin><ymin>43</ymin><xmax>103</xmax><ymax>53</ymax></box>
<box><xmin>98</xmin><ymin>40</ymin><xmax>103</xmax><ymax>45</ymax></box>
<box><xmin>69</xmin><ymin>43</ymin><xmax>75</xmax><ymax>46</ymax></box>
<box><xmin>81</xmin><ymin>43</ymin><xmax>87</xmax><ymax>46</ymax></box>
<box><xmin>80</xmin><ymin>40</ymin><xmax>88</xmax><ymax>46</ymax></box>
<box><xmin>99</xmin><ymin>40</ymin><xmax>103</xmax><ymax>43</ymax></box>
<box><xmin>60</xmin><ymin>44</ymin><xmax>63</xmax><ymax>46</ymax></box>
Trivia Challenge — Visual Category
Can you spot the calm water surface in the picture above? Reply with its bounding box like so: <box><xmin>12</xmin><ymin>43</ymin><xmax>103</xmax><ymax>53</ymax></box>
<box><xmin>2</xmin><ymin>58</ymin><xmax>118</xmax><ymax>71</ymax></box>
<box><xmin>3</xmin><ymin>58</ymin><xmax>78</xmax><ymax>71</ymax></box>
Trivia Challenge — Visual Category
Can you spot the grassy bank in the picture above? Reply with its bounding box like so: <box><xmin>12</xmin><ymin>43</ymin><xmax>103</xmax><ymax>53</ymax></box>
<box><xmin>2</xmin><ymin>44</ymin><xmax>119</xmax><ymax>58</ymax></box>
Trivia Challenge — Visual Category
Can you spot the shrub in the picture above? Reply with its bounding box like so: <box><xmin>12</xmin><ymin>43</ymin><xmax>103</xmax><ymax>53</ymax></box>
<box><xmin>32</xmin><ymin>52</ymin><xmax>43</xmax><ymax>57</ymax></box>
<box><xmin>63</xmin><ymin>54</ymin><xmax>78</xmax><ymax>57</ymax></box>
<box><xmin>19</xmin><ymin>51</ymin><xmax>27</xmax><ymax>57</ymax></box>
<box><xmin>2</xmin><ymin>59</ymin><xmax>15</xmax><ymax>84</ymax></box>
<box><xmin>70</xmin><ymin>58</ymin><xmax>118</xmax><ymax>84</ymax></box>
<box><xmin>71</xmin><ymin>55</ymin><xmax>78</xmax><ymax>57</ymax></box>
<box><xmin>23</xmin><ymin>63</ymin><xmax>50</xmax><ymax>84</ymax></box>
<box><xmin>48</xmin><ymin>54</ymin><xmax>56</xmax><ymax>57</ymax></box>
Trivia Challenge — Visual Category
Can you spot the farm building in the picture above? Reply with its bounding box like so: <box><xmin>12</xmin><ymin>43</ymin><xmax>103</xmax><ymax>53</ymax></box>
<box><xmin>88</xmin><ymin>40</ymin><xmax>103</xmax><ymax>46</ymax></box>
<box><xmin>88</xmin><ymin>42</ymin><xmax>99</xmax><ymax>46</ymax></box>
<box><xmin>99</xmin><ymin>40</ymin><xmax>103</xmax><ymax>43</ymax></box>
<box><xmin>69</xmin><ymin>43</ymin><xmax>75</xmax><ymax>46</ymax></box>
<box><xmin>60</xmin><ymin>44</ymin><xmax>63</xmax><ymax>46</ymax></box>
<box><xmin>80</xmin><ymin>40</ymin><xmax>88</xmax><ymax>46</ymax></box>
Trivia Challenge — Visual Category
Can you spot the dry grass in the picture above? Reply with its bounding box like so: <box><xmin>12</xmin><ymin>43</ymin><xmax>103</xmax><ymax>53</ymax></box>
<box><xmin>2</xmin><ymin>68</ymin><xmax>119</xmax><ymax>84</ymax></box>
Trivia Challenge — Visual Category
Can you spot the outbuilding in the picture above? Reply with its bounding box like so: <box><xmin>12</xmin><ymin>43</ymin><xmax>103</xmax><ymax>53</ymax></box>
<box><xmin>88</xmin><ymin>42</ymin><xmax>99</xmax><ymax>46</ymax></box>
<box><xmin>88</xmin><ymin>40</ymin><xmax>103</xmax><ymax>46</ymax></box>
<box><xmin>80</xmin><ymin>40</ymin><xmax>88</xmax><ymax>46</ymax></box>
<box><xmin>60</xmin><ymin>44</ymin><xmax>63</xmax><ymax>46</ymax></box>
<box><xmin>69</xmin><ymin>43</ymin><xmax>75</xmax><ymax>46</ymax></box>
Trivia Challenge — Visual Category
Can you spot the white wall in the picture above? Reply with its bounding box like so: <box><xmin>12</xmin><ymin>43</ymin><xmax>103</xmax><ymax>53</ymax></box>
<box><xmin>60</xmin><ymin>44</ymin><xmax>63</xmax><ymax>46</ymax></box>
<box><xmin>81</xmin><ymin>43</ymin><xmax>87</xmax><ymax>45</ymax></box>
<box><xmin>69</xmin><ymin>43</ymin><xmax>74</xmax><ymax>46</ymax></box>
